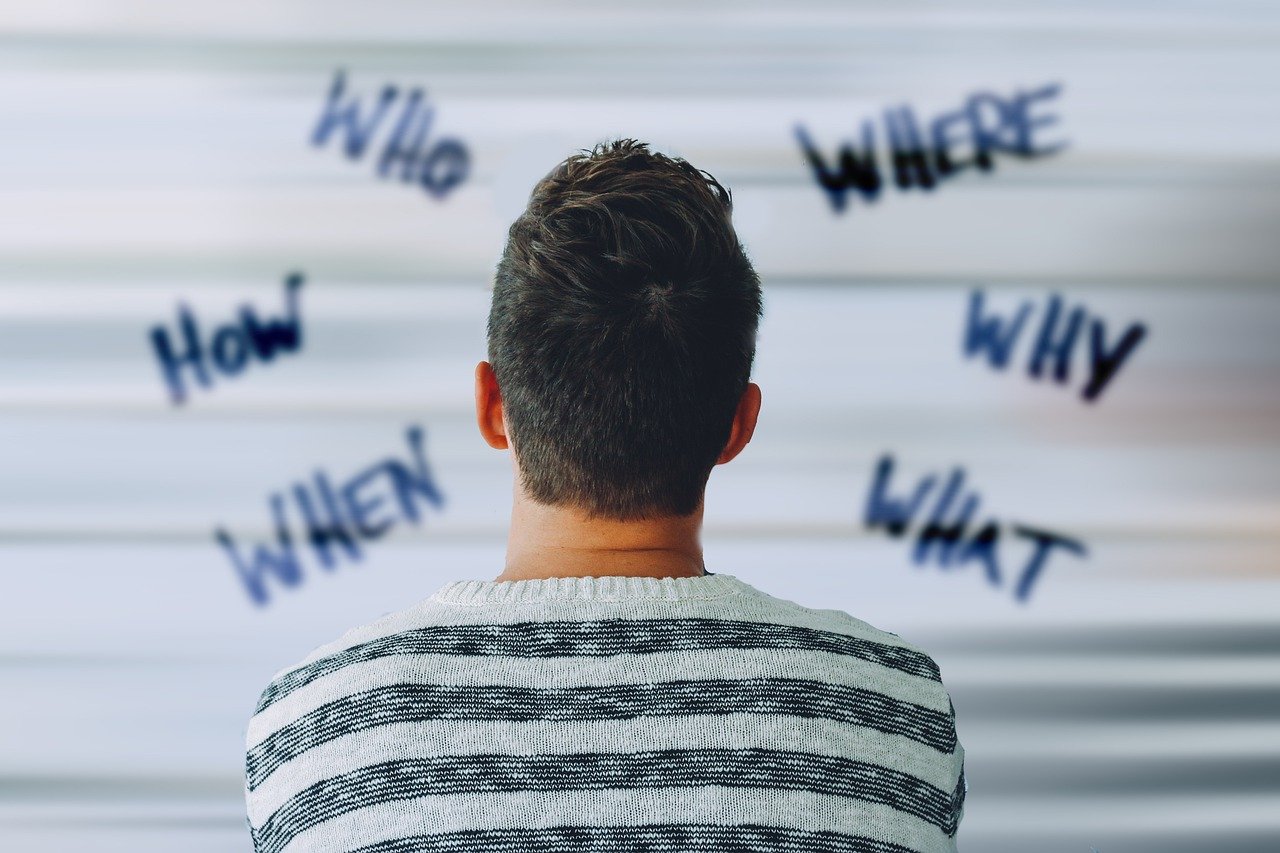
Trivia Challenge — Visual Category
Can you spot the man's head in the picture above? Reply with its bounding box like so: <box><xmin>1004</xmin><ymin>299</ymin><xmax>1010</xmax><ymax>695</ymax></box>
<box><xmin>478</xmin><ymin>139</ymin><xmax>763</xmax><ymax>521</ymax></box>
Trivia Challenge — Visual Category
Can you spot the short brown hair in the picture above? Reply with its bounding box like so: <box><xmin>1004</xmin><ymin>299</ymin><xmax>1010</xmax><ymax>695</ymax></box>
<box><xmin>488</xmin><ymin>139</ymin><xmax>763</xmax><ymax>520</ymax></box>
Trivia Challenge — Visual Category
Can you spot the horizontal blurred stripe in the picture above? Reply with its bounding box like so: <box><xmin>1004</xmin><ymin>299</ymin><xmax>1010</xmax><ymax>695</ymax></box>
<box><xmin>3</xmin><ymin>2</ymin><xmax>1279</xmax><ymax>853</ymax></box>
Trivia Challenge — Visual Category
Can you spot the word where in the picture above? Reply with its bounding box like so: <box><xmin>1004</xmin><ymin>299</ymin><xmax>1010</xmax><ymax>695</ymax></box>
<box><xmin>865</xmin><ymin>454</ymin><xmax>1086</xmax><ymax>603</ymax></box>
<box><xmin>312</xmin><ymin>68</ymin><xmax>470</xmax><ymax>200</ymax></box>
<box><xmin>796</xmin><ymin>82</ymin><xmax>1065</xmax><ymax>213</ymax></box>
<box><xmin>150</xmin><ymin>272</ymin><xmax>303</xmax><ymax>405</ymax></box>
<box><xmin>215</xmin><ymin>424</ymin><xmax>446</xmax><ymax>606</ymax></box>
<box><xmin>964</xmin><ymin>288</ymin><xmax>1147</xmax><ymax>403</ymax></box>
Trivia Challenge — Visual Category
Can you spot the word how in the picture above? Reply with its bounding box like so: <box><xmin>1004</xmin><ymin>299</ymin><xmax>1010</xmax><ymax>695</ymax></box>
<box><xmin>312</xmin><ymin>69</ymin><xmax>470</xmax><ymax>199</ymax></box>
<box><xmin>864</xmin><ymin>454</ymin><xmax>1085</xmax><ymax>603</ymax></box>
<box><xmin>150</xmin><ymin>273</ymin><xmax>304</xmax><ymax>405</ymax></box>
<box><xmin>215</xmin><ymin>425</ymin><xmax>446</xmax><ymax>606</ymax></box>
<box><xmin>964</xmin><ymin>289</ymin><xmax>1147</xmax><ymax>403</ymax></box>
<box><xmin>796</xmin><ymin>82</ymin><xmax>1065</xmax><ymax>213</ymax></box>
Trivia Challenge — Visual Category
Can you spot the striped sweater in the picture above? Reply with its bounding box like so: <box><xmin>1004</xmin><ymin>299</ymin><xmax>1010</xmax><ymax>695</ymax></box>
<box><xmin>244</xmin><ymin>572</ymin><xmax>967</xmax><ymax>853</ymax></box>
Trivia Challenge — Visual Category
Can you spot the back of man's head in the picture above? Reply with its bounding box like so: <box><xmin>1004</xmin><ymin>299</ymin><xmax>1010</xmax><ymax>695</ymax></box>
<box><xmin>489</xmin><ymin>138</ymin><xmax>764</xmax><ymax>521</ymax></box>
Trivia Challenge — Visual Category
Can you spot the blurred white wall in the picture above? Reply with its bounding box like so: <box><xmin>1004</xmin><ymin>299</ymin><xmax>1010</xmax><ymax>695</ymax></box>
<box><xmin>1</xmin><ymin>2</ymin><xmax>1279</xmax><ymax>851</ymax></box>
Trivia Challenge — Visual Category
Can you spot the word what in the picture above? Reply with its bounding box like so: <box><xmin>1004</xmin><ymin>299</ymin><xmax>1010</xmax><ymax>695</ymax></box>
<box><xmin>150</xmin><ymin>273</ymin><xmax>304</xmax><ymax>405</ymax></box>
<box><xmin>864</xmin><ymin>454</ymin><xmax>1086</xmax><ymax>603</ymax></box>
<box><xmin>312</xmin><ymin>68</ymin><xmax>470</xmax><ymax>199</ymax></box>
<box><xmin>215</xmin><ymin>425</ymin><xmax>446</xmax><ymax>606</ymax></box>
<box><xmin>964</xmin><ymin>288</ymin><xmax>1147</xmax><ymax>403</ymax></box>
<box><xmin>796</xmin><ymin>81</ymin><xmax>1066</xmax><ymax>213</ymax></box>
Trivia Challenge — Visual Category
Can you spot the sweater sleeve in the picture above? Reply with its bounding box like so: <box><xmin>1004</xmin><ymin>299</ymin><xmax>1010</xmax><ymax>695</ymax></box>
<box><xmin>946</xmin><ymin>691</ymin><xmax>968</xmax><ymax>843</ymax></box>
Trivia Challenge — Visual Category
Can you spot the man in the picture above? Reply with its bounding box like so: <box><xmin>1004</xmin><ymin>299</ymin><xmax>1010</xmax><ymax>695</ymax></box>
<box><xmin>245</xmin><ymin>139</ymin><xmax>966</xmax><ymax>852</ymax></box>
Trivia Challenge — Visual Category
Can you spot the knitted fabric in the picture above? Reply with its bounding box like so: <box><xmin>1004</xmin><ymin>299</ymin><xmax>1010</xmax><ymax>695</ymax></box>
<box><xmin>245</xmin><ymin>571</ymin><xmax>966</xmax><ymax>852</ymax></box>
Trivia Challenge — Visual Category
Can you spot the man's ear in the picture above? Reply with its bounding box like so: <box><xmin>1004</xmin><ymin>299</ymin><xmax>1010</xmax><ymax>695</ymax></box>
<box><xmin>716</xmin><ymin>382</ymin><xmax>761</xmax><ymax>465</ymax></box>
<box><xmin>474</xmin><ymin>360</ymin><xmax>509</xmax><ymax>450</ymax></box>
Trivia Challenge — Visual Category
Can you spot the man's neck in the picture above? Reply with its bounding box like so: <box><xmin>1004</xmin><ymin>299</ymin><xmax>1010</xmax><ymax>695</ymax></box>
<box><xmin>494</xmin><ymin>485</ymin><xmax>707</xmax><ymax>582</ymax></box>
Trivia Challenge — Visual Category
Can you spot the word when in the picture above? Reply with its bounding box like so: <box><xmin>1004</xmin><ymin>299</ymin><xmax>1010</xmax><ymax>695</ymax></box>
<box><xmin>150</xmin><ymin>273</ymin><xmax>304</xmax><ymax>405</ymax></box>
<box><xmin>215</xmin><ymin>424</ymin><xmax>446</xmax><ymax>606</ymax></box>
<box><xmin>864</xmin><ymin>454</ymin><xmax>1086</xmax><ymax>603</ymax></box>
<box><xmin>312</xmin><ymin>68</ymin><xmax>470</xmax><ymax>199</ymax></box>
<box><xmin>964</xmin><ymin>288</ymin><xmax>1147</xmax><ymax>403</ymax></box>
<box><xmin>796</xmin><ymin>82</ymin><xmax>1065</xmax><ymax>213</ymax></box>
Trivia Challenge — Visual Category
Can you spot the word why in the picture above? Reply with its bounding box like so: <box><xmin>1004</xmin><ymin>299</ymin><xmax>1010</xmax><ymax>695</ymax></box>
<box><xmin>796</xmin><ymin>82</ymin><xmax>1065</xmax><ymax>213</ymax></box>
<box><xmin>312</xmin><ymin>69</ymin><xmax>470</xmax><ymax>200</ymax></box>
<box><xmin>215</xmin><ymin>425</ymin><xmax>446</xmax><ymax>606</ymax></box>
<box><xmin>964</xmin><ymin>288</ymin><xmax>1147</xmax><ymax>403</ymax></box>
<box><xmin>150</xmin><ymin>273</ymin><xmax>304</xmax><ymax>405</ymax></box>
<box><xmin>865</xmin><ymin>454</ymin><xmax>1086</xmax><ymax>603</ymax></box>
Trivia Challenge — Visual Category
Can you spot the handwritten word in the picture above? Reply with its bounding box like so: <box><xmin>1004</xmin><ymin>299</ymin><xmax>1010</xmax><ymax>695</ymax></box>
<box><xmin>150</xmin><ymin>272</ymin><xmax>304</xmax><ymax>405</ymax></box>
<box><xmin>864</xmin><ymin>454</ymin><xmax>1086</xmax><ymax>602</ymax></box>
<box><xmin>795</xmin><ymin>82</ymin><xmax>1065</xmax><ymax>213</ymax></box>
<box><xmin>964</xmin><ymin>288</ymin><xmax>1147</xmax><ymax>403</ymax></box>
<box><xmin>312</xmin><ymin>68</ymin><xmax>470</xmax><ymax>200</ymax></box>
<box><xmin>215</xmin><ymin>425</ymin><xmax>446</xmax><ymax>606</ymax></box>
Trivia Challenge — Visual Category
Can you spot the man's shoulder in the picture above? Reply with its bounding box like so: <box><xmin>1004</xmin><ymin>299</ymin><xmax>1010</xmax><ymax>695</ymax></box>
<box><xmin>740</xmin><ymin>588</ymin><xmax>955</xmax><ymax>705</ymax></box>
<box><xmin>749</xmin><ymin>586</ymin><xmax>945</xmax><ymax>662</ymax></box>
<box><xmin>247</xmin><ymin>596</ymin><xmax>445</xmax><ymax>728</ymax></box>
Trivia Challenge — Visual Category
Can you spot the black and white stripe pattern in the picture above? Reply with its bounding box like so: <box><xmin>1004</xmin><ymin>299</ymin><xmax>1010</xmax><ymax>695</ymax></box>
<box><xmin>253</xmin><ymin>749</ymin><xmax>960</xmax><ymax>853</ymax></box>
<box><xmin>245</xmin><ymin>574</ymin><xmax>966</xmax><ymax>853</ymax></box>
<box><xmin>247</xmin><ymin>678</ymin><xmax>957</xmax><ymax>791</ymax></box>
<box><xmin>345</xmin><ymin>823</ymin><xmax>925</xmax><ymax>853</ymax></box>
<box><xmin>253</xmin><ymin>617</ymin><xmax>943</xmax><ymax>714</ymax></box>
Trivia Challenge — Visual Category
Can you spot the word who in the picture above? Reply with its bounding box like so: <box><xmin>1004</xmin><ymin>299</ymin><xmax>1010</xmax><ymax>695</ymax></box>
<box><xmin>312</xmin><ymin>69</ymin><xmax>470</xmax><ymax>199</ymax></box>
<box><xmin>796</xmin><ymin>82</ymin><xmax>1065</xmax><ymax>213</ymax></box>
<box><xmin>865</xmin><ymin>454</ymin><xmax>1086</xmax><ymax>603</ymax></box>
<box><xmin>215</xmin><ymin>425</ymin><xmax>446</xmax><ymax>606</ymax></box>
<box><xmin>150</xmin><ymin>273</ymin><xmax>304</xmax><ymax>405</ymax></box>
<box><xmin>964</xmin><ymin>288</ymin><xmax>1147</xmax><ymax>403</ymax></box>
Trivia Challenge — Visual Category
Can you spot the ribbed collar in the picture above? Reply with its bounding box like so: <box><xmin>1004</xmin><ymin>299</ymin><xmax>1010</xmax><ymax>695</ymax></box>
<box><xmin>430</xmin><ymin>571</ymin><xmax>751</xmax><ymax>606</ymax></box>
